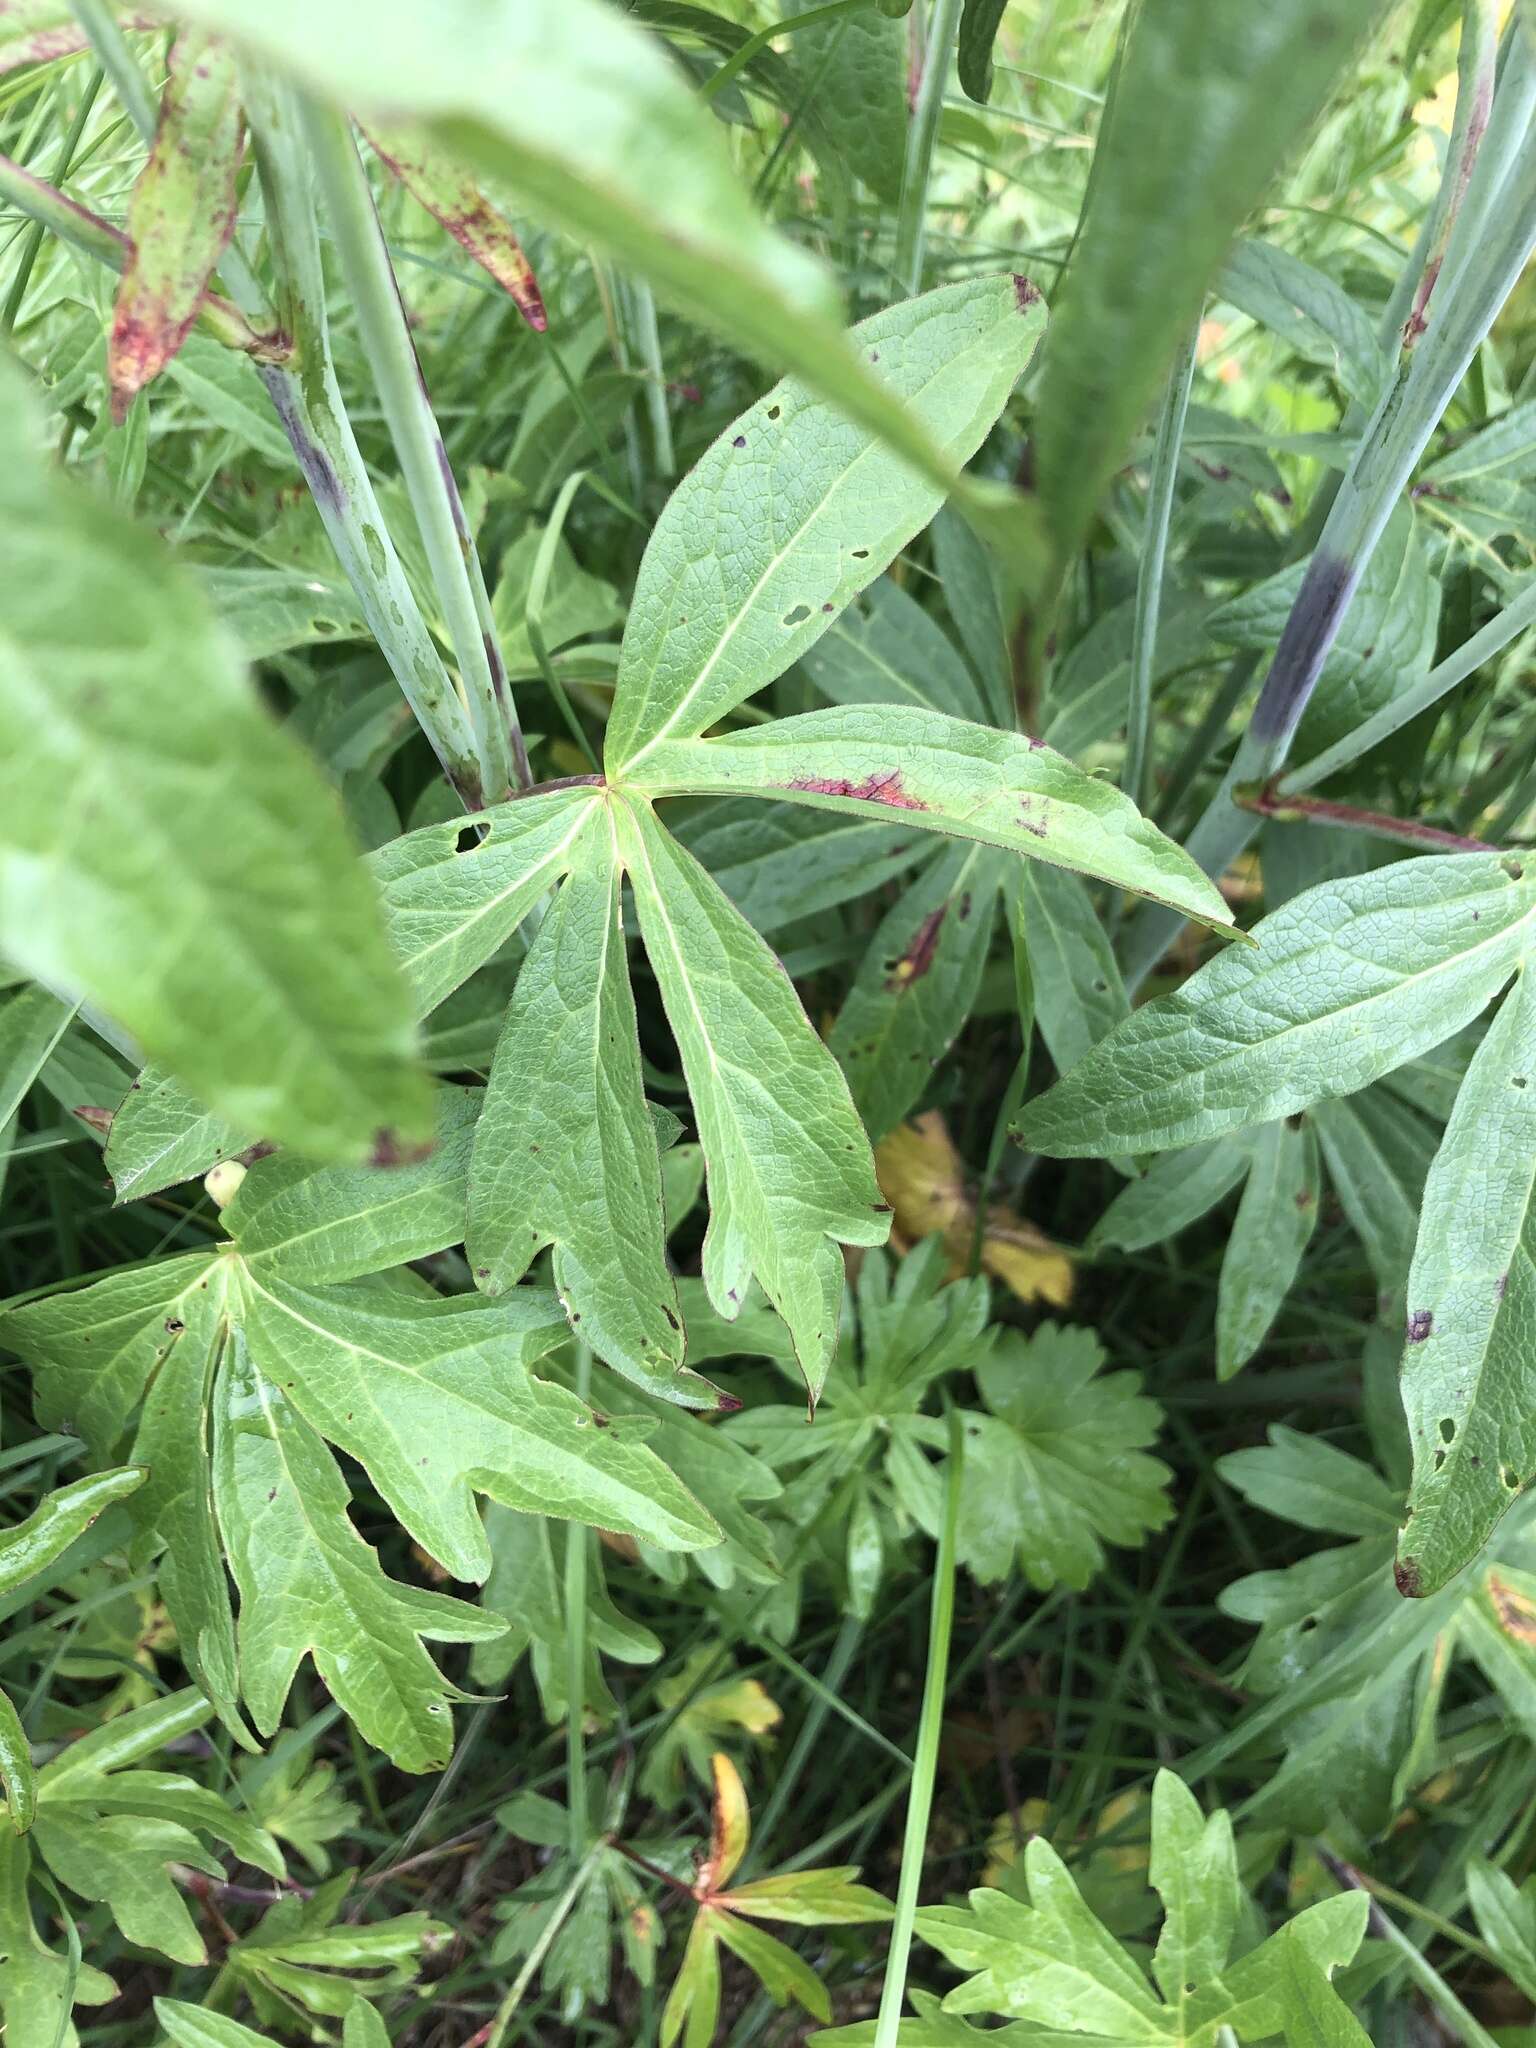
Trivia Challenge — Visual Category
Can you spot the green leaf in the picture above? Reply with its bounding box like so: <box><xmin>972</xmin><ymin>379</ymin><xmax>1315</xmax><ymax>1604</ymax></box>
<box><xmin>1467</xmin><ymin>1859</ymin><xmax>1536</xmax><ymax>2005</ymax></box>
<box><xmin>162</xmin><ymin>0</ymin><xmax>1011</xmax><ymax>506</ymax></box>
<box><xmin>1021</xmin><ymin>854</ymin><xmax>1536</xmax><ymax>1158</ymax></box>
<box><xmin>676</xmin><ymin>799</ymin><xmax>928</xmax><ymax>937</ymax></box>
<box><xmin>616</xmin><ymin>795</ymin><xmax>887</xmax><ymax>1400</ymax></box>
<box><xmin>933</xmin><ymin>506</ymin><xmax>1013</xmax><ymax>727</ymax></box>
<box><xmin>30</xmin><ymin>1805</ymin><xmax>219</xmax><ymax>1966</ymax></box>
<box><xmin>916</xmin><ymin>1788</ymin><xmax>1368</xmax><ymax>2042</ymax></box>
<box><xmin>225</xmin><ymin>1085</ymin><xmax>478</xmax><ymax>1283</ymax></box>
<box><xmin>235</xmin><ymin>1266</ymin><xmax>718</xmax><ymax>1574</ymax></box>
<box><xmin>1217</xmin><ymin>236</ymin><xmax>1385</xmax><ymax>411</ymax></box>
<box><xmin>109</xmin><ymin>29</ymin><xmax>243</xmax><ymax>420</ymax></box>
<box><xmin>1311</xmin><ymin>1087</ymin><xmax>1433</xmax><ymax>1304</ymax></box>
<box><xmin>830</xmin><ymin>842</ymin><xmax>1005</xmax><ymax>1141</ymax></box>
<box><xmin>0</xmin><ymin>986</ymin><xmax>72</xmax><ymax>1128</ymax></box>
<box><xmin>952</xmin><ymin>1324</ymin><xmax>1172</xmax><ymax>1591</ymax></box>
<box><xmin>0</xmin><ymin>1831</ymin><xmax>116</xmax><ymax>2048</ymax></box>
<box><xmin>0</xmin><ymin>1468</ymin><xmax>145</xmax><ymax>1596</ymax></box>
<box><xmin>957</xmin><ymin>0</ymin><xmax>1007</xmax><ymax>101</ymax></box>
<box><xmin>1086</xmin><ymin>1138</ymin><xmax>1249</xmax><ymax>1255</ymax></box>
<box><xmin>212</xmin><ymin>1337</ymin><xmax>502</xmax><ymax>1773</ymax></box>
<box><xmin>1219</xmin><ymin>1426</ymin><xmax>1403</xmax><ymax>1541</ymax></box>
<box><xmin>606</xmin><ymin>275</ymin><xmax>1044</xmax><ymax>774</ymax></box>
<box><xmin>786</xmin><ymin>0</ymin><xmax>907</xmax><ymax>202</ymax></box>
<box><xmin>1148</xmin><ymin>1770</ymin><xmax>1238</xmax><ymax>2016</ymax></box>
<box><xmin>105</xmin><ymin>1067</ymin><xmax>245</xmax><ymax>1203</ymax></box>
<box><xmin>468</xmin><ymin>810</ymin><xmax>716</xmax><ymax>1406</ymax></box>
<box><xmin>0</xmin><ymin>361</ymin><xmax>429</xmax><ymax>1161</ymax></box>
<box><xmin>0</xmin><ymin>1689</ymin><xmax>32</xmax><ymax>1837</ymax></box>
<box><xmin>799</xmin><ymin>576</ymin><xmax>989</xmax><ymax>723</ymax></box>
<box><xmin>4</xmin><ymin>1251</ymin><xmax>221</xmax><ymax>1460</ymax></box>
<box><xmin>636</xmin><ymin>706</ymin><xmax>1234</xmax><ymax>928</ymax></box>
<box><xmin>1397</xmin><ymin>966</ymin><xmax>1536</xmax><ymax>1594</ymax></box>
<box><xmin>1216</xmin><ymin>1117</ymin><xmax>1320</xmax><ymax>1378</ymax></box>
<box><xmin>1269</xmin><ymin>1938</ymin><xmax>1373</xmax><ymax>2047</ymax></box>
<box><xmin>1030</xmin><ymin>0</ymin><xmax>1383</xmax><ymax>566</ymax></box>
<box><xmin>156</xmin><ymin>2000</ymin><xmax>282</xmax><ymax>2048</ymax></box>
<box><xmin>1015</xmin><ymin>861</ymin><xmax>1129</xmax><ymax>1076</ymax></box>
<box><xmin>369</xmin><ymin>785</ymin><xmax>597</xmax><ymax>1016</ymax></box>
<box><xmin>661</xmin><ymin>1911</ymin><xmax>722</xmax><ymax>2048</ymax></box>
<box><xmin>711</xmin><ymin>1908</ymin><xmax>829</xmax><ymax>2022</ymax></box>
<box><xmin>124</xmin><ymin>1267</ymin><xmax>247</xmax><ymax>1740</ymax></box>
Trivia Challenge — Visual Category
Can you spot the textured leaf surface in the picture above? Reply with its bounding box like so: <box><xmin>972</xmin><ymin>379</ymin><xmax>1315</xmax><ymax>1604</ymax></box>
<box><xmin>1031</xmin><ymin>0</ymin><xmax>1381</xmax><ymax>563</ymax></box>
<box><xmin>954</xmin><ymin>1325</ymin><xmax>1171</xmax><ymax>1590</ymax></box>
<box><xmin>109</xmin><ymin>30</ymin><xmax>243</xmax><ymax>421</ymax></box>
<box><xmin>1398</xmin><ymin>969</ymin><xmax>1536</xmax><ymax>1594</ymax></box>
<box><xmin>468</xmin><ymin>810</ymin><xmax>714</xmax><ymax>1406</ymax></box>
<box><xmin>637</xmin><ymin>706</ymin><xmax>1233</xmax><ymax>927</ymax></box>
<box><xmin>225</xmin><ymin>1085</ymin><xmax>478</xmax><ymax>1283</ymax></box>
<box><xmin>105</xmin><ymin>1066</ymin><xmax>244</xmax><ymax>1202</ymax></box>
<box><xmin>1015</xmin><ymin>861</ymin><xmax>1129</xmax><ymax>1076</ymax></box>
<box><xmin>213</xmin><ymin>1336</ymin><xmax>501</xmax><ymax>1773</ymax></box>
<box><xmin>786</xmin><ymin>0</ymin><xmax>907</xmax><ymax>201</ymax></box>
<box><xmin>831</xmin><ymin>842</ymin><xmax>1004</xmax><ymax>1142</ymax></box>
<box><xmin>617</xmin><ymin>797</ymin><xmax>887</xmax><ymax>1400</ymax></box>
<box><xmin>369</xmin><ymin>786</ymin><xmax>597</xmax><ymax>1015</ymax></box>
<box><xmin>607</xmin><ymin>276</ymin><xmax>1044</xmax><ymax>772</ymax></box>
<box><xmin>236</xmin><ymin>1267</ymin><xmax>717</xmax><ymax>1574</ymax></box>
<box><xmin>0</xmin><ymin>365</ymin><xmax>428</xmax><ymax>1160</ymax></box>
<box><xmin>1021</xmin><ymin>855</ymin><xmax>1536</xmax><ymax>1157</ymax></box>
<box><xmin>799</xmin><ymin>576</ymin><xmax>989</xmax><ymax>722</ymax></box>
<box><xmin>1216</xmin><ymin>1118</ymin><xmax>1319</xmax><ymax>1379</ymax></box>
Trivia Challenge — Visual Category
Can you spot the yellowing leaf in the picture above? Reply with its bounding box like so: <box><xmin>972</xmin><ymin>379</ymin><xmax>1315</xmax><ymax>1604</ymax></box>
<box><xmin>703</xmin><ymin>1753</ymin><xmax>750</xmax><ymax>1893</ymax></box>
<box><xmin>876</xmin><ymin>1112</ymin><xmax>1073</xmax><ymax>1307</ymax></box>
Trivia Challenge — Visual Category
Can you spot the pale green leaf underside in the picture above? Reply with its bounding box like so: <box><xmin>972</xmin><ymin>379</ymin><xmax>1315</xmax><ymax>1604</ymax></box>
<box><xmin>369</xmin><ymin>785</ymin><xmax>596</xmax><ymax>1017</ymax></box>
<box><xmin>1398</xmin><ymin>966</ymin><xmax>1536</xmax><ymax>1594</ymax></box>
<box><xmin>607</xmin><ymin>274</ymin><xmax>1045</xmax><ymax>772</ymax></box>
<box><xmin>616</xmin><ymin>795</ymin><xmax>887</xmax><ymax>1401</ymax></box>
<box><xmin>468</xmin><ymin>809</ymin><xmax>718</xmax><ymax>1407</ymax></box>
<box><xmin>1021</xmin><ymin>854</ymin><xmax>1536</xmax><ymax>1157</ymax></box>
<box><xmin>235</xmin><ymin>1266</ymin><xmax>719</xmax><ymax>1575</ymax></box>
<box><xmin>633</xmin><ymin>706</ymin><xmax>1232</xmax><ymax>929</ymax></box>
<box><xmin>214</xmin><ymin>1334</ymin><xmax>499</xmax><ymax>1774</ymax></box>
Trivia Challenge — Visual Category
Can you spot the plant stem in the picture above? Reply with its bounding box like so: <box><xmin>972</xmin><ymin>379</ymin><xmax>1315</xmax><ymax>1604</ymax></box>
<box><xmin>566</xmin><ymin>1340</ymin><xmax>593</xmax><ymax>1864</ymax></box>
<box><xmin>894</xmin><ymin>0</ymin><xmax>963</xmax><ymax>295</ymax></box>
<box><xmin>1318</xmin><ymin>1852</ymin><xmax>1501</xmax><ymax>2048</ymax></box>
<box><xmin>628</xmin><ymin>278</ymin><xmax>675</xmax><ymax>478</ymax></box>
<box><xmin>1233</xmin><ymin>786</ymin><xmax>1491</xmax><ymax>855</ymax></box>
<box><xmin>240</xmin><ymin>68</ymin><xmax>485</xmax><ymax>806</ymax></box>
<box><xmin>1282</xmin><ymin>568</ymin><xmax>1536</xmax><ymax>794</ymax></box>
<box><xmin>1401</xmin><ymin>0</ymin><xmax>1498</xmax><ymax>348</ymax></box>
<box><xmin>68</xmin><ymin>0</ymin><xmax>156</xmax><ymax>142</ymax></box>
<box><xmin>483</xmin><ymin>1836</ymin><xmax>608</xmax><ymax>2048</ymax></box>
<box><xmin>1120</xmin><ymin>75</ymin><xmax>1536</xmax><ymax>991</ymax></box>
<box><xmin>872</xmin><ymin>1405</ymin><xmax>964</xmax><ymax>2048</ymax></box>
<box><xmin>302</xmin><ymin>101</ymin><xmax>526</xmax><ymax>799</ymax></box>
<box><xmin>2</xmin><ymin>68</ymin><xmax>100</xmax><ymax>336</ymax></box>
<box><xmin>1125</xmin><ymin>320</ymin><xmax>1197</xmax><ymax>810</ymax></box>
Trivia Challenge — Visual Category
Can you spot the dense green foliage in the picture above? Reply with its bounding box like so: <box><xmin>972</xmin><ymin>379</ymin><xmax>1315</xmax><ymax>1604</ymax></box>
<box><xmin>3</xmin><ymin>0</ymin><xmax>1536</xmax><ymax>2042</ymax></box>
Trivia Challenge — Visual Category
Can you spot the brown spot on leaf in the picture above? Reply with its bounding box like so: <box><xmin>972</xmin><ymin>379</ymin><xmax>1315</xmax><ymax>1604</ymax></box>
<box><xmin>1489</xmin><ymin>1573</ymin><xmax>1536</xmax><ymax>1643</ymax></box>
<box><xmin>1406</xmin><ymin>1309</ymin><xmax>1434</xmax><ymax>1343</ymax></box>
<box><xmin>885</xmin><ymin>906</ymin><xmax>947</xmax><ymax>992</ymax></box>
<box><xmin>787</xmin><ymin>770</ymin><xmax>927</xmax><ymax>811</ymax></box>
<box><xmin>1012</xmin><ymin>273</ymin><xmax>1041</xmax><ymax>310</ymax></box>
<box><xmin>1394</xmin><ymin>1555</ymin><xmax>1422</xmax><ymax>1598</ymax></box>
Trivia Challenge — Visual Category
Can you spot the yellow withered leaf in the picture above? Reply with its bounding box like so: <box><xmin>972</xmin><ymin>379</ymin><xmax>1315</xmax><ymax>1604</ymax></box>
<box><xmin>875</xmin><ymin>1112</ymin><xmax>1073</xmax><ymax>1308</ymax></box>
